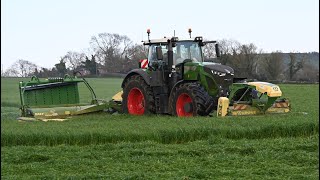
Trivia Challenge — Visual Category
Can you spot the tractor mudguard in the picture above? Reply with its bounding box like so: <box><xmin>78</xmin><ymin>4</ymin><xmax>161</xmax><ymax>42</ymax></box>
<box><xmin>121</xmin><ymin>69</ymin><xmax>150</xmax><ymax>88</ymax></box>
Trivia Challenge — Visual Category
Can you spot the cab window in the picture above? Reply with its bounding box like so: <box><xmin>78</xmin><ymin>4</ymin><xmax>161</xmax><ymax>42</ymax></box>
<box><xmin>148</xmin><ymin>45</ymin><xmax>167</xmax><ymax>62</ymax></box>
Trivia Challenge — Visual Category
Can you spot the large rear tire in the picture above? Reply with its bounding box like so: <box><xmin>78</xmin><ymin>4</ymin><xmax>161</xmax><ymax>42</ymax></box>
<box><xmin>122</xmin><ymin>75</ymin><xmax>155</xmax><ymax>115</ymax></box>
<box><xmin>170</xmin><ymin>82</ymin><xmax>214</xmax><ymax>117</ymax></box>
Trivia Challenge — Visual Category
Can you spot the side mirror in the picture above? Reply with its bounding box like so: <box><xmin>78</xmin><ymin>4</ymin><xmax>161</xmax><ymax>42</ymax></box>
<box><xmin>156</xmin><ymin>46</ymin><xmax>163</xmax><ymax>60</ymax></box>
<box><xmin>215</xmin><ymin>44</ymin><xmax>221</xmax><ymax>57</ymax></box>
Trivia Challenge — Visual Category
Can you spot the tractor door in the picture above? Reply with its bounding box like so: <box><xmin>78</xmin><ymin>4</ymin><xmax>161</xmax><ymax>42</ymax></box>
<box><xmin>147</xmin><ymin>44</ymin><xmax>168</xmax><ymax>68</ymax></box>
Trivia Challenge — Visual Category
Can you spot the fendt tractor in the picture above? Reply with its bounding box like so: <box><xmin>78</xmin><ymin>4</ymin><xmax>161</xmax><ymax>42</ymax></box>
<box><xmin>120</xmin><ymin>29</ymin><xmax>290</xmax><ymax>117</ymax></box>
<box><xmin>18</xmin><ymin>29</ymin><xmax>290</xmax><ymax>120</ymax></box>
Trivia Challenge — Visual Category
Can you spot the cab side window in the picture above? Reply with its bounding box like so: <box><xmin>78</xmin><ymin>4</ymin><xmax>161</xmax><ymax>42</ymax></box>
<box><xmin>148</xmin><ymin>46</ymin><xmax>158</xmax><ymax>62</ymax></box>
<box><xmin>148</xmin><ymin>45</ymin><xmax>168</xmax><ymax>62</ymax></box>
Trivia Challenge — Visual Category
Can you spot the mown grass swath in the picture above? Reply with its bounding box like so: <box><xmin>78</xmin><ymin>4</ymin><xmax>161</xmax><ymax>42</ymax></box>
<box><xmin>1</xmin><ymin>135</ymin><xmax>318</xmax><ymax>179</ymax></box>
<box><xmin>1</xmin><ymin>114</ymin><xmax>318</xmax><ymax>146</ymax></box>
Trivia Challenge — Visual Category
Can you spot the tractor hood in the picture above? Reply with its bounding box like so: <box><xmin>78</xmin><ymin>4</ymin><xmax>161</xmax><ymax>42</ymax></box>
<box><xmin>203</xmin><ymin>62</ymin><xmax>234</xmax><ymax>75</ymax></box>
<box><xmin>203</xmin><ymin>62</ymin><xmax>234</xmax><ymax>97</ymax></box>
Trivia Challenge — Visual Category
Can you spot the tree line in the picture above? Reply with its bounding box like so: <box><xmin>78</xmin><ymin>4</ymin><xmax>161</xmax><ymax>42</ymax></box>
<box><xmin>203</xmin><ymin>39</ymin><xmax>318</xmax><ymax>82</ymax></box>
<box><xmin>2</xmin><ymin>33</ymin><xmax>319</xmax><ymax>82</ymax></box>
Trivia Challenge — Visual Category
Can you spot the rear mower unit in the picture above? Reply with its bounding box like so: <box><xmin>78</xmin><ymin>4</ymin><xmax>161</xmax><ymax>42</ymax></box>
<box><xmin>18</xmin><ymin>75</ymin><xmax>120</xmax><ymax>120</ymax></box>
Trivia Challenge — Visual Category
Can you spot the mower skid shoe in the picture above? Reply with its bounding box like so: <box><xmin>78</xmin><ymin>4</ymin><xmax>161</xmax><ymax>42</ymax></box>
<box><xmin>267</xmin><ymin>99</ymin><xmax>290</xmax><ymax>114</ymax></box>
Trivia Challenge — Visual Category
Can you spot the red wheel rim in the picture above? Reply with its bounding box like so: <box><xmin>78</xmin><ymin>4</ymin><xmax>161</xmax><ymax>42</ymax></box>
<box><xmin>176</xmin><ymin>93</ymin><xmax>193</xmax><ymax>117</ymax></box>
<box><xmin>127</xmin><ymin>88</ymin><xmax>145</xmax><ymax>115</ymax></box>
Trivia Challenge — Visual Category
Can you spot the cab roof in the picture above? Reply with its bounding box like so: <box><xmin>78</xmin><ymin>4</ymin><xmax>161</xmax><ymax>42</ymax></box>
<box><xmin>143</xmin><ymin>36</ymin><xmax>201</xmax><ymax>45</ymax></box>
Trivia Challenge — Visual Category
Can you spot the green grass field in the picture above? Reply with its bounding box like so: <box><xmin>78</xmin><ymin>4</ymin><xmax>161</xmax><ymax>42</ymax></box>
<box><xmin>1</xmin><ymin>77</ymin><xmax>319</xmax><ymax>179</ymax></box>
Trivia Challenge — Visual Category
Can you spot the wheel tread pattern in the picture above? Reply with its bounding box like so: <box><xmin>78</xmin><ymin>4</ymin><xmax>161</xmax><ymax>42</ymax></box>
<box><xmin>169</xmin><ymin>82</ymin><xmax>214</xmax><ymax>116</ymax></box>
<box><xmin>122</xmin><ymin>75</ymin><xmax>155</xmax><ymax>114</ymax></box>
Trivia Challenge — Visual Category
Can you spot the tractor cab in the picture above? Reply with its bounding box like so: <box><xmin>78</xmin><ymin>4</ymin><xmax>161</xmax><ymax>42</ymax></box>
<box><xmin>143</xmin><ymin>29</ymin><xmax>221</xmax><ymax>73</ymax></box>
<box><xmin>147</xmin><ymin>40</ymin><xmax>204</xmax><ymax>66</ymax></box>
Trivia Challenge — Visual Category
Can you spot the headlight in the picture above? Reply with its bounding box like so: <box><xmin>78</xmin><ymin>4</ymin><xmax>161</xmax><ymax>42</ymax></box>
<box><xmin>211</xmin><ymin>70</ymin><xmax>226</xmax><ymax>76</ymax></box>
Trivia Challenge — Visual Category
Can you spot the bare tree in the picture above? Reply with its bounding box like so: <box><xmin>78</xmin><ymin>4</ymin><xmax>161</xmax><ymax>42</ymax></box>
<box><xmin>90</xmin><ymin>33</ymin><xmax>122</xmax><ymax>72</ymax></box>
<box><xmin>122</xmin><ymin>44</ymin><xmax>148</xmax><ymax>72</ymax></box>
<box><xmin>5</xmin><ymin>59</ymin><xmax>38</xmax><ymax>77</ymax></box>
<box><xmin>225</xmin><ymin>42</ymin><xmax>259</xmax><ymax>78</ymax></box>
<box><xmin>205</xmin><ymin>39</ymin><xmax>260</xmax><ymax>78</ymax></box>
<box><xmin>63</xmin><ymin>51</ymin><xmax>86</xmax><ymax>70</ymax></box>
<box><xmin>119</xmin><ymin>35</ymin><xmax>133</xmax><ymax>58</ymax></box>
<box><xmin>90</xmin><ymin>33</ymin><xmax>135</xmax><ymax>73</ymax></box>
<box><xmin>240</xmin><ymin>43</ymin><xmax>259</xmax><ymax>78</ymax></box>
<box><xmin>218</xmin><ymin>39</ymin><xmax>241</xmax><ymax>65</ymax></box>
<box><xmin>288</xmin><ymin>52</ymin><xmax>305</xmax><ymax>80</ymax></box>
<box><xmin>3</xmin><ymin>69</ymin><xmax>19</xmax><ymax>77</ymax></box>
<box><xmin>297</xmin><ymin>61</ymin><xmax>319</xmax><ymax>82</ymax></box>
<box><xmin>263</xmin><ymin>51</ymin><xmax>284</xmax><ymax>80</ymax></box>
<box><xmin>202</xmin><ymin>40</ymin><xmax>216</xmax><ymax>60</ymax></box>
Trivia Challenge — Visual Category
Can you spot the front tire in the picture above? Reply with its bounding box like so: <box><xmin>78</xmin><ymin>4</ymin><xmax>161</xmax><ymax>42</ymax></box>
<box><xmin>170</xmin><ymin>82</ymin><xmax>214</xmax><ymax>117</ymax></box>
<box><xmin>122</xmin><ymin>75</ymin><xmax>155</xmax><ymax>115</ymax></box>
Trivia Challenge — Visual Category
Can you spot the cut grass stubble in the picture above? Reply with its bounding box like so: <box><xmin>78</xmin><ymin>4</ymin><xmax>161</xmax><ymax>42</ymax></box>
<box><xmin>1</xmin><ymin>113</ymin><xmax>318</xmax><ymax>146</ymax></box>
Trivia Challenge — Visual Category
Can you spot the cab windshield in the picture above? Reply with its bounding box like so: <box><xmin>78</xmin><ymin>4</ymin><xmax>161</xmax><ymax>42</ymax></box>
<box><xmin>174</xmin><ymin>41</ymin><xmax>203</xmax><ymax>64</ymax></box>
<box><xmin>148</xmin><ymin>41</ymin><xmax>203</xmax><ymax>65</ymax></box>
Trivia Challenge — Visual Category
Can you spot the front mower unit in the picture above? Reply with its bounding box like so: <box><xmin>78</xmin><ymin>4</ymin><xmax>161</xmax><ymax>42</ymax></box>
<box><xmin>18</xmin><ymin>75</ymin><xmax>117</xmax><ymax>120</ymax></box>
<box><xmin>217</xmin><ymin>82</ymin><xmax>290</xmax><ymax>116</ymax></box>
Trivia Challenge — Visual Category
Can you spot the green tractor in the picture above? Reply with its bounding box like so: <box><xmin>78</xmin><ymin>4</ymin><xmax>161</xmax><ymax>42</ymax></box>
<box><xmin>121</xmin><ymin>29</ymin><xmax>290</xmax><ymax>117</ymax></box>
<box><xmin>18</xmin><ymin>29</ymin><xmax>290</xmax><ymax>120</ymax></box>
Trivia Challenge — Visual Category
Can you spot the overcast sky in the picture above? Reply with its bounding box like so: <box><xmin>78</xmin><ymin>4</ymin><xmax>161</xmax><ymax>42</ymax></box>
<box><xmin>1</xmin><ymin>0</ymin><xmax>319</xmax><ymax>70</ymax></box>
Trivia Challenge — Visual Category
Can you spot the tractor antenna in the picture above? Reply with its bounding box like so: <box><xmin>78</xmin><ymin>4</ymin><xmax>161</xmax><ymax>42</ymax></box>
<box><xmin>141</xmin><ymin>31</ymin><xmax>143</xmax><ymax>43</ymax></box>
<box><xmin>147</xmin><ymin>29</ymin><xmax>151</xmax><ymax>42</ymax></box>
<box><xmin>188</xmin><ymin>28</ymin><xmax>192</xmax><ymax>38</ymax></box>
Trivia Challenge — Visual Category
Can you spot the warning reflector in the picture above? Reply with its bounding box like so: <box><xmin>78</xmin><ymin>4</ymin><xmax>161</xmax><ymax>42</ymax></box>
<box><xmin>273</xmin><ymin>101</ymin><xmax>289</xmax><ymax>108</ymax></box>
<box><xmin>233</xmin><ymin>104</ymin><xmax>248</xmax><ymax>110</ymax></box>
<box><xmin>139</xmin><ymin>59</ymin><xmax>148</xmax><ymax>69</ymax></box>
